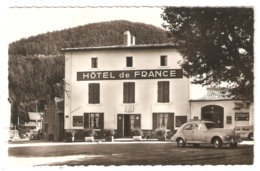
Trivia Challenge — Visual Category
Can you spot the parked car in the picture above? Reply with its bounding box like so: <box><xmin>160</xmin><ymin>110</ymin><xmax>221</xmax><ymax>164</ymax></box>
<box><xmin>171</xmin><ymin>120</ymin><xmax>241</xmax><ymax>149</ymax></box>
<box><xmin>234</xmin><ymin>126</ymin><xmax>253</xmax><ymax>140</ymax></box>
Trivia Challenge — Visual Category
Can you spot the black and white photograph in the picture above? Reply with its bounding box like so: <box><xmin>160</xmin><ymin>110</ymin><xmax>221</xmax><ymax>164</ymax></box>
<box><xmin>0</xmin><ymin>0</ymin><xmax>258</xmax><ymax>169</ymax></box>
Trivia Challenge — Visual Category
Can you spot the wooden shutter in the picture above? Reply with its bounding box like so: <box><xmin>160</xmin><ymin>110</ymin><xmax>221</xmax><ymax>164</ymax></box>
<box><xmin>167</xmin><ymin>113</ymin><xmax>174</xmax><ymax>131</ymax></box>
<box><xmin>163</xmin><ymin>81</ymin><xmax>169</xmax><ymax>102</ymax></box>
<box><xmin>129</xmin><ymin>82</ymin><xmax>135</xmax><ymax>103</ymax></box>
<box><xmin>123</xmin><ymin>83</ymin><xmax>128</xmax><ymax>103</ymax></box>
<box><xmin>88</xmin><ymin>84</ymin><xmax>94</xmax><ymax>104</ymax></box>
<box><xmin>158</xmin><ymin>82</ymin><xmax>163</xmax><ymax>102</ymax></box>
<box><xmin>84</xmin><ymin>113</ymin><xmax>89</xmax><ymax>128</ymax></box>
<box><xmin>153</xmin><ymin>113</ymin><xmax>157</xmax><ymax>130</ymax></box>
<box><xmin>99</xmin><ymin>113</ymin><xmax>104</xmax><ymax>130</ymax></box>
<box><xmin>94</xmin><ymin>83</ymin><xmax>100</xmax><ymax>104</ymax></box>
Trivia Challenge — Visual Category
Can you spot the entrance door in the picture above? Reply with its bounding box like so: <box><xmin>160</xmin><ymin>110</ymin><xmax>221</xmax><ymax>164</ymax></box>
<box><xmin>117</xmin><ymin>114</ymin><xmax>141</xmax><ymax>138</ymax></box>
<box><xmin>201</xmin><ymin>105</ymin><xmax>224</xmax><ymax>128</ymax></box>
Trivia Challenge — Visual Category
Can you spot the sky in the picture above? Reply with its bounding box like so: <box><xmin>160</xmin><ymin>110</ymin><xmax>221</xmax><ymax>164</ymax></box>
<box><xmin>7</xmin><ymin>7</ymin><xmax>165</xmax><ymax>43</ymax></box>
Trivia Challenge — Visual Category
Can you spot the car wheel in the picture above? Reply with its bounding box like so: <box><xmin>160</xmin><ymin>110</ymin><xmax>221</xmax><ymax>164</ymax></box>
<box><xmin>177</xmin><ymin>138</ymin><xmax>185</xmax><ymax>147</ymax></box>
<box><xmin>213</xmin><ymin>137</ymin><xmax>222</xmax><ymax>149</ymax></box>
<box><xmin>248</xmin><ymin>133</ymin><xmax>253</xmax><ymax>140</ymax></box>
<box><xmin>230</xmin><ymin>143</ymin><xmax>238</xmax><ymax>148</ymax></box>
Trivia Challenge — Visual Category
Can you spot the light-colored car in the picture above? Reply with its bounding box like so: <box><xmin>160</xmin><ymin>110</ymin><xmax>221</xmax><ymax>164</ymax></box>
<box><xmin>171</xmin><ymin>121</ymin><xmax>241</xmax><ymax>148</ymax></box>
<box><xmin>235</xmin><ymin>126</ymin><xmax>253</xmax><ymax>140</ymax></box>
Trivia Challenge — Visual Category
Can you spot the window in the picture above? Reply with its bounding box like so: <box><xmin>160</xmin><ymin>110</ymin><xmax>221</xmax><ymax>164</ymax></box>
<box><xmin>226</xmin><ymin>116</ymin><xmax>232</xmax><ymax>124</ymax></box>
<box><xmin>89</xmin><ymin>83</ymin><xmax>100</xmax><ymax>104</ymax></box>
<box><xmin>160</xmin><ymin>55</ymin><xmax>167</xmax><ymax>66</ymax></box>
<box><xmin>153</xmin><ymin>113</ymin><xmax>174</xmax><ymax>130</ymax></box>
<box><xmin>123</xmin><ymin>82</ymin><xmax>135</xmax><ymax>103</ymax></box>
<box><xmin>91</xmin><ymin>57</ymin><xmax>98</xmax><ymax>68</ymax></box>
<box><xmin>126</xmin><ymin>56</ymin><xmax>133</xmax><ymax>67</ymax></box>
<box><xmin>84</xmin><ymin>113</ymin><xmax>104</xmax><ymax>129</ymax></box>
<box><xmin>158</xmin><ymin>81</ymin><xmax>169</xmax><ymax>103</ymax></box>
<box><xmin>176</xmin><ymin>116</ymin><xmax>187</xmax><ymax>127</ymax></box>
<box><xmin>183</xmin><ymin>123</ymin><xmax>194</xmax><ymax>130</ymax></box>
<box><xmin>235</xmin><ymin>113</ymin><xmax>249</xmax><ymax>121</ymax></box>
<box><xmin>73</xmin><ymin>116</ymin><xmax>83</xmax><ymax>126</ymax></box>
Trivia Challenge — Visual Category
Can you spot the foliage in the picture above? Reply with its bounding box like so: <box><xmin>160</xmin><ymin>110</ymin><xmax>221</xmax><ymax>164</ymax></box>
<box><xmin>155</xmin><ymin>128</ymin><xmax>167</xmax><ymax>136</ymax></box>
<box><xmin>162</xmin><ymin>7</ymin><xmax>254</xmax><ymax>101</ymax></box>
<box><xmin>84</xmin><ymin>128</ymin><xmax>96</xmax><ymax>137</ymax></box>
<box><xmin>131</xmin><ymin>127</ymin><xmax>143</xmax><ymax>136</ymax></box>
<box><xmin>9</xmin><ymin>20</ymin><xmax>169</xmax><ymax>56</ymax></box>
<box><xmin>9</xmin><ymin>20</ymin><xmax>169</xmax><ymax>125</ymax></box>
<box><xmin>103</xmin><ymin>129</ymin><xmax>115</xmax><ymax>136</ymax></box>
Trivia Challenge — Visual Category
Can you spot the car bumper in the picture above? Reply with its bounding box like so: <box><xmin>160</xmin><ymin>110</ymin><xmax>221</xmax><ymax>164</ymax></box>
<box><xmin>223</xmin><ymin>136</ymin><xmax>242</xmax><ymax>144</ymax></box>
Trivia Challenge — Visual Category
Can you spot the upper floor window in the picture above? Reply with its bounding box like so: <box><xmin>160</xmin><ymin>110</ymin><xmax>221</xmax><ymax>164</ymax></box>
<box><xmin>123</xmin><ymin>82</ymin><xmax>135</xmax><ymax>103</ymax></box>
<box><xmin>158</xmin><ymin>81</ymin><xmax>169</xmax><ymax>103</ymax></box>
<box><xmin>126</xmin><ymin>56</ymin><xmax>133</xmax><ymax>67</ymax></box>
<box><xmin>91</xmin><ymin>57</ymin><xmax>98</xmax><ymax>68</ymax></box>
<box><xmin>89</xmin><ymin>83</ymin><xmax>100</xmax><ymax>104</ymax></box>
<box><xmin>160</xmin><ymin>55</ymin><xmax>167</xmax><ymax>66</ymax></box>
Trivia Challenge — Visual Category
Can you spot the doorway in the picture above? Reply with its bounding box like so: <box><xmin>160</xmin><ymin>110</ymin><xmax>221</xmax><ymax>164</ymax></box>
<box><xmin>117</xmin><ymin>114</ymin><xmax>141</xmax><ymax>137</ymax></box>
<box><xmin>201</xmin><ymin>105</ymin><xmax>224</xmax><ymax>128</ymax></box>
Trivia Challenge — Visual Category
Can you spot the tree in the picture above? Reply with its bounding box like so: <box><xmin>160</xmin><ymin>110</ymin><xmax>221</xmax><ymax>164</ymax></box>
<box><xmin>162</xmin><ymin>7</ymin><xmax>254</xmax><ymax>101</ymax></box>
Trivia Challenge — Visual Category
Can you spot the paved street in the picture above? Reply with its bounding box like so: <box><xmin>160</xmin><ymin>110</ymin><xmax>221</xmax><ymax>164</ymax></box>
<box><xmin>8</xmin><ymin>141</ymin><xmax>254</xmax><ymax>166</ymax></box>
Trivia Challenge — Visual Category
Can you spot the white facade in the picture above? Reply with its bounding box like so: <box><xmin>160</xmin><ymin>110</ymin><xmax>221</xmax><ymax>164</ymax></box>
<box><xmin>190</xmin><ymin>100</ymin><xmax>253</xmax><ymax>129</ymax></box>
<box><xmin>63</xmin><ymin>43</ymin><xmax>191</xmax><ymax>136</ymax></box>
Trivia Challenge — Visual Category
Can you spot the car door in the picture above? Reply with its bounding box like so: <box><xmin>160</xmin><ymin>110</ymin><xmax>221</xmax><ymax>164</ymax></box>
<box><xmin>182</xmin><ymin>123</ymin><xmax>195</xmax><ymax>142</ymax></box>
<box><xmin>193</xmin><ymin>123</ymin><xmax>207</xmax><ymax>143</ymax></box>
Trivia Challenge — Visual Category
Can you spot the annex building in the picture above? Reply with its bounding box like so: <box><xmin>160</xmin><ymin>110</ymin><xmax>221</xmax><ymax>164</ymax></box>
<box><xmin>62</xmin><ymin>31</ymin><xmax>253</xmax><ymax>138</ymax></box>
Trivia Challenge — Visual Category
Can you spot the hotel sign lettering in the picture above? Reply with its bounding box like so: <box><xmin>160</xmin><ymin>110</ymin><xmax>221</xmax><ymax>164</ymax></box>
<box><xmin>77</xmin><ymin>69</ymin><xmax>183</xmax><ymax>81</ymax></box>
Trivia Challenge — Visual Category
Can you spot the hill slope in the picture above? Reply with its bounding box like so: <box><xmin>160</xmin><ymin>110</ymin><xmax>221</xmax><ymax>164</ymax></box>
<box><xmin>9</xmin><ymin>20</ymin><xmax>169</xmax><ymax>56</ymax></box>
<box><xmin>9</xmin><ymin>20</ymin><xmax>170</xmax><ymax>124</ymax></box>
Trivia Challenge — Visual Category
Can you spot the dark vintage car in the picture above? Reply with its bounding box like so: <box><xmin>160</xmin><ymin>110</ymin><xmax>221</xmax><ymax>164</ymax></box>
<box><xmin>171</xmin><ymin>121</ymin><xmax>241</xmax><ymax>148</ymax></box>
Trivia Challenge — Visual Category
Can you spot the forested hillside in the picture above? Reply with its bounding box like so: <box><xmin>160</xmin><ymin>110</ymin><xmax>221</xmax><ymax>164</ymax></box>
<box><xmin>9</xmin><ymin>20</ymin><xmax>168</xmax><ymax>56</ymax></box>
<box><xmin>9</xmin><ymin>20</ymin><xmax>169</xmax><ymax>125</ymax></box>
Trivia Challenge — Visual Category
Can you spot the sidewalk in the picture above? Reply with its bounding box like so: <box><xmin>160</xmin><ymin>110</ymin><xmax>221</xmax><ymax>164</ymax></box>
<box><xmin>8</xmin><ymin>138</ymin><xmax>254</xmax><ymax>148</ymax></box>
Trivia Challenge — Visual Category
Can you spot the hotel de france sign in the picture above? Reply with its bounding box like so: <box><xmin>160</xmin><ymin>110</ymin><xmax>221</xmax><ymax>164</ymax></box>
<box><xmin>77</xmin><ymin>69</ymin><xmax>183</xmax><ymax>81</ymax></box>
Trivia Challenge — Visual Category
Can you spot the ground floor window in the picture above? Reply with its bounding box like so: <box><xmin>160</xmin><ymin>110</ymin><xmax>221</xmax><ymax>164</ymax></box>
<box><xmin>84</xmin><ymin>113</ymin><xmax>104</xmax><ymax>129</ymax></box>
<box><xmin>176</xmin><ymin>116</ymin><xmax>187</xmax><ymax>127</ymax></box>
<box><xmin>153</xmin><ymin>113</ymin><xmax>174</xmax><ymax>131</ymax></box>
<box><xmin>73</xmin><ymin>116</ymin><xmax>83</xmax><ymax>126</ymax></box>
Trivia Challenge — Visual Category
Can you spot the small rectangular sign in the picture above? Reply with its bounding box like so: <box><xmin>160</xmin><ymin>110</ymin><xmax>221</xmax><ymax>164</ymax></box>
<box><xmin>235</xmin><ymin>113</ymin><xmax>249</xmax><ymax>121</ymax></box>
<box><xmin>77</xmin><ymin>69</ymin><xmax>183</xmax><ymax>81</ymax></box>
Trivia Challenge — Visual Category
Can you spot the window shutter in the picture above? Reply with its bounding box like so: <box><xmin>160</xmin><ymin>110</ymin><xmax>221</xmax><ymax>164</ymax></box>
<box><xmin>167</xmin><ymin>113</ymin><xmax>174</xmax><ymax>131</ymax></box>
<box><xmin>163</xmin><ymin>81</ymin><xmax>169</xmax><ymax>102</ymax></box>
<box><xmin>129</xmin><ymin>82</ymin><xmax>135</xmax><ymax>103</ymax></box>
<box><xmin>94</xmin><ymin>83</ymin><xmax>100</xmax><ymax>104</ymax></box>
<box><xmin>153</xmin><ymin>113</ymin><xmax>157</xmax><ymax>130</ymax></box>
<box><xmin>84</xmin><ymin>113</ymin><xmax>89</xmax><ymax>128</ymax></box>
<box><xmin>123</xmin><ymin>83</ymin><xmax>128</xmax><ymax>103</ymax></box>
<box><xmin>88</xmin><ymin>84</ymin><xmax>94</xmax><ymax>104</ymax></box>
<box><xmin>158</xmin><ymin>82</ymin><xmax>163</xmax><ymax>102</ymax></box>
<box><xmin>99</xmin><ymin>113</ymin><xmax>104</xmax><ymax>130</ymax></box>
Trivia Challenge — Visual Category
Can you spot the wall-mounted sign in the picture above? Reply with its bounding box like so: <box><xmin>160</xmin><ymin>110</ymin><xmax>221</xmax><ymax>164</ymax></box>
<box><xmin>235</xmin><ymin>113</ymin><xmax>249</xmax><ymax>121</ymax></box>
<box><xmin>77</xmin><ymin>69</ymin><xmax>183</xmax><ymax>81</ymax></box>
<box><xmin>125</xmin><ymin>105</ymin><xmax>134</xmax><ymax>113</ymax></box>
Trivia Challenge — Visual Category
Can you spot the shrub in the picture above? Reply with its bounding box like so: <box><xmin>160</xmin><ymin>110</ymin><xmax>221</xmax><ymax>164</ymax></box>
<box><xmin>131</xmin><ymin>127</ymin><xmax>143</xmax><ymax>136</ymax></box>
<box><xmin>74</xmin><ymin>130</ymin><xmax>85</xmax><ymax>142</ymax></box>
<box><xmin>155</xmin><ymin>128</ymin><xmax>166</xmax><ymax>136</ymax></box>
<box><xmin>103</xmin><ymin>129</ymin><xmax>115</xmax><ymax>137</ymax></box>
<box><xmin>84</xmin><ymin>128</ymin><xmax>96</xmax><ymax>137</ymax></box>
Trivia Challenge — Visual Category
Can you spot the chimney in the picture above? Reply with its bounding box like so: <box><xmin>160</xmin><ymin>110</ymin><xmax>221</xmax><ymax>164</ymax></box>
<box><xmin>131</xmin><ymin>36</ymin><xmax>135</xmax><ymax>45</ymax></box>
<box><xmin>123</xmin><ymin>31</ymin><xmax>131</xmax><ymax>46</ymax></box>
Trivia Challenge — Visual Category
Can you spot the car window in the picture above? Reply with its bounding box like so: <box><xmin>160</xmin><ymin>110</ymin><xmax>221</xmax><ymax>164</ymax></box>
<box><xmin>183</xmin><ymin>123</ymin><xmax>194</xmax><ymax>130</ymax></box>
<box><xmin>205</xmin><ymin>122</ymin><xmax>218</xmax><ymax>129</ymax></box>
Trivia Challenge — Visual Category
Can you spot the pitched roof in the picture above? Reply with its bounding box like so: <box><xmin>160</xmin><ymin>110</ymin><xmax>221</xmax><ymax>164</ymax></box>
<box><xmin>61</xmin><ymin>43</ymin><xmax>176</xmax><ymax>52</ymax></box>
